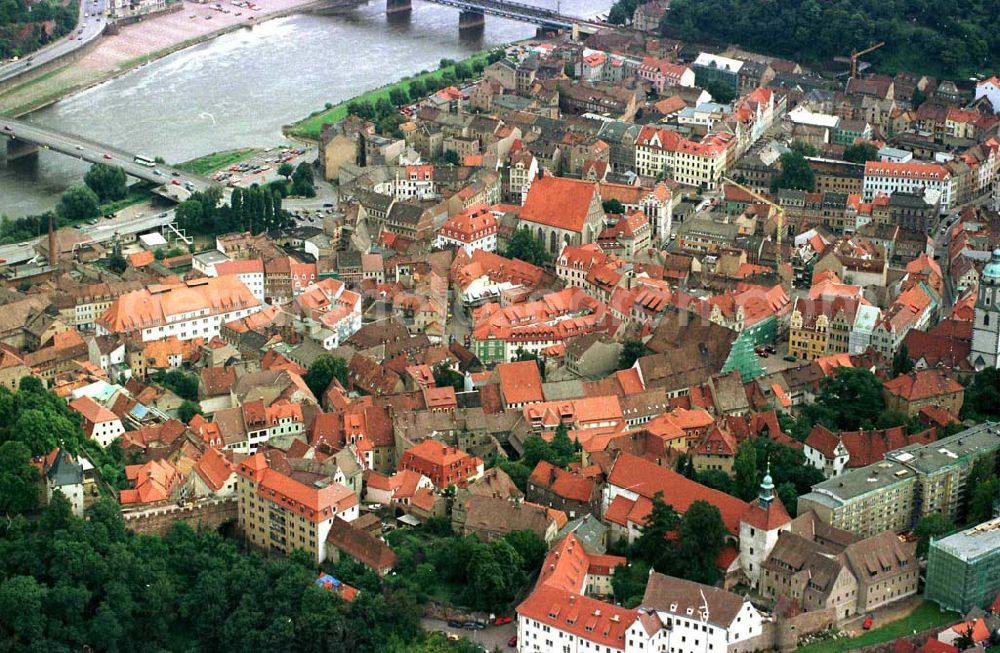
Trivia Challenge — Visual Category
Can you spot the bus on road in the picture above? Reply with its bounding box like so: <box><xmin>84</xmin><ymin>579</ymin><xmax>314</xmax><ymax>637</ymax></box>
<box><xmin>134</xmin><ymin>154</ymin><xmax>156</xmax><ymax>167</ymax></box>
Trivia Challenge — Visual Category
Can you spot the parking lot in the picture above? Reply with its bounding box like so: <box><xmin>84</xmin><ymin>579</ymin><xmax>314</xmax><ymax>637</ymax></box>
<box><xmin>421</xmin><ymin>618</ymin><xmax>516</xmax><ymax>652</ymax></box>
<box><xmin>210</xmin><ymin>145</ymin><xmax>315</xmax><ymax>188</ymax></box>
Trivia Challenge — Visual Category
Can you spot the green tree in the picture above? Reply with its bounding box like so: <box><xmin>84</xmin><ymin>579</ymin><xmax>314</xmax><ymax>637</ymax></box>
<box><xmin>178</xmin><ymin>400</ymin><xmax>203</xmax><ymax>424</ymax></box>
<box><xmin>602</xmin><ymin>199</ymin><xmax>626</xmax><ymax>214</ymax></box>
<box><xmin>304</xmin><ymin>355</ymin><xmax>349</xmax><ymax>399</ymax></box>
<box><xmin>291</xmin><ymin>162</ymin><xmax>316</xmax><ymax>198</ymax></box>
<box><xmin>777</xmin><ymin>482</ymin><xmax>798</xmax><ymax>518</ymax></box>
<box><xmin>612</xmin><ymin>559</ymin><xmax>650</xmax><ymax>608</ymax></box>
<box><xmin>0</xmin><ymin>575</ymin><xmax>48</xmax><ymax>644</ymax></box>
<box><xmin>675</xmin><ymin>500</ymin><xmax>727</xmax><ymax>585</ymax></box>
<box><xmin>697</xmin><ymin>469</ymin><xmax>734</xmax><ymax>495</ymax></box>
<box><xmin>618</xmin><ymin>339</ymin><xmax>648</xmax><ymax>370</ymax></box>
<box><xmin>465</xmin><ymin>539</ymin><xmax>525</xmax><ymax>612</ymax></box>
<box><xmin>84</xmin><ymin>162</ymin><xmax>128</xmax><ymax>203</ymax></box>
<box><xmin>153</xmin><ymin>370</ymin><xmax>200</xmax><ymax>402</ymax></box>
<box><xmin>892</xmin><ymin>343</ymin><xmax>915</xmax><ymax>377</ymax></box>
<box><xmin>107</xmin><ymin>252</ymin><xmax>127</xmax><ymax>274</ymax></box>
<box><xmin>733</xmin><ymin>440</ymin><xmax>758</xmax><ymax>501</ymax></box>
<box><xmin>633</xmin><ymin>492</ymin><xmax>680</xmax><ymax>570</ymax></box>
<box><xmin>441</xmin><ymin>150</ymin><xmax>460</xmax><ymax>165</ymax></box>
<box><xmin>968</xmin><ymin>475</ymin><xmax>1000</xmax><ymax>525</ymax></box>
<box><xmin>277</xmin><ymin>162</ymin><xmax>294</xmax><ymax>180</ymax></box>
<box><xmin>389</xmin><ymin>86</ymin><xmax>409</xmax><ymax>107</ymax></box>
<box><xmin>501</xmin><ymin>530</ymin><xmax>547</xmax><ymax>572</ymax></box>
<box><xmin>800</xmin><ymin>367</ymin><xmax>885</xmax><ymax>432</ymax></box>
<box><xmin>504</xmin><ymin>228</ymin><xmax>551</xmax><ymax>267</ymax></box>
<box><xmin>549</xmin><ymin>422</ymin><xmax>577</xmax><ymax>467</ymax></box>
<box><xmin>843</xmin><ymin>142</ymin><xmax>880</xmax><ymax>164</ymax></box>
<box><xmin>914</xmin><ymin>513</ymin><xmax>955</xmax><ymax>557</ymax></box>
<box><xmin>0</xmin><ymin>441</ymin><xmax>40</xmax><ymax>514</ymax></box>
<box><xmin>770</xmin><ymin>151</ymin><xmax>816</xmax><ymax>193</ymax></box>
<box><xmin>56</xmin><ymin>185</ymin><xmax>100</xmax><ymax>221</ymax></box>
<box><xmin>432</xmin><ymin>364</ymin><xmax>464</xmax><ymax>391</ymax></box>
<box><xmin>962</xmin><ymin>368</ymin><xmax>1000</xmax><ymax>421</ymax></box>
<box><xmin>704</xmin><ymin>79</ymin><xmax>736</xmax><ymax>104</ymax></box>
<box><xmin>407</xmin><ymin>79</ymin><xmax>426</xmax><ymax>101</ymax></box>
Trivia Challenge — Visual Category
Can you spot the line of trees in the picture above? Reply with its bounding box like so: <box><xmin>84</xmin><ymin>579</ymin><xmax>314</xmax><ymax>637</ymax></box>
<box><xmin>345</xmin><ymin>55</ymin><xmax>489</xmax><ymax>136</ymax></box>
<box><xmin>175</xmin><ymin>182</ymin><xmax>292</xmax><ymax>237</ymax></box>
<box><xmin>0</xmin><ymin>0</ymin><xmax>79</xmax><ymax>59</ymax></box>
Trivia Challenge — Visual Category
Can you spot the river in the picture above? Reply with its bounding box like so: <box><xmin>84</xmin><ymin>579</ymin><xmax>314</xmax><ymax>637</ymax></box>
<box><xmin>0</xmin><ymin>0</ymin><xmax>612</xmax><ymax>218</ymax></box>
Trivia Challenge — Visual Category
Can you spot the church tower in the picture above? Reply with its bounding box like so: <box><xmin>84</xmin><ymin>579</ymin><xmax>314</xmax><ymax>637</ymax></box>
<box><xmin>971</xmin><ymin>248</ymin><xmax>1000</xmax><ymax>371</ymax></box>
<box><xmin>738</xmin><ymin>462</ymin><xmax>791</xmax><ymax>588</ymax></box>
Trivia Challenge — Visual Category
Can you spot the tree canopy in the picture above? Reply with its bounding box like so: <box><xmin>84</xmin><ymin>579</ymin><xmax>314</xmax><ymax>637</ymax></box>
<box><xmin>843</xmin><ymin>142</ymin><xmax>880</xmax><ymax>164</ymax></box>
<box><xmin>84</xmin><ymin>163</ymin><xmax>128</xmax><ymax>204</ymax></box>
<box><xmin>504</xmin><ymin>228</ymin><xmax>551</xmax><ymax>267</ymax></box>
<box><xmin>770</xmin><ymin>151</ymin><xmax>815</xmax><ymax>193</ymax></box>
<box><xmin>663</xmin><ymin>0</ymin><xmax>1000</xmax><ymax>78</ymax></box>
<box><xmin>304</xmin><ymin>355</ymin><xmax>350</xmax><ymax>399</ymax></box>
<box><xmin>56</xmin><ymin>186</ymin><xmax>100</xmax><ymax>222</ymax></box>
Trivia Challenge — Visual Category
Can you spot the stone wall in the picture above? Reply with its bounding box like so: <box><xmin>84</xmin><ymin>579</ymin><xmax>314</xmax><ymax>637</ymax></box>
<box><xmin>122</xmin><ymin>498</ymin><xmax>237</xmax><ymax>537</ymax></box>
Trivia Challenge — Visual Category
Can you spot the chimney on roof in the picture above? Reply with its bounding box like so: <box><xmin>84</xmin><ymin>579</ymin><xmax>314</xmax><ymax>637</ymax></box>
<box><xmin>48</xmin><ymin>214</ymin><xmax>57</xmax><ymax>270</ymax></box>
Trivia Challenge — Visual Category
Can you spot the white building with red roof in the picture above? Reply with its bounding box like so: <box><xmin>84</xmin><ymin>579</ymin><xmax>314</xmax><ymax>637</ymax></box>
<box><xmin>69</xmin><ymin>395</ymin><xmax>125</xmax><ymax>447</ymax></box>
<box><xmin>214</xmin><ymin>258</ymin><xmax>266</xmax><ymax>303</ymax></box>
<box><xmin>975</xmin><ymin>76</ymin><xmax>1000</xmax><ymax>114</ymax></box>
<box><xmin>519</xmin><ymin>173</ymin><xmax>606</xmax><ymax>255</ymax></box>
<box><xmin>863</xmin><ymin>161</ymin><xmax>955</xmax><ymax>213</ymax></box>
<box><xmin>97</xmin><ymin>277</ymin><xmax>262</xmax><ymax>343</ymax></box>
<box><xmin>738</xmin><ymin>464</ymin><xmax>792</xmax><ymax>588</ymax></box>
<box><xmin>435</xmin><ymin>203</ymin><xmax>499</xmax><ymax>255</ymax></box>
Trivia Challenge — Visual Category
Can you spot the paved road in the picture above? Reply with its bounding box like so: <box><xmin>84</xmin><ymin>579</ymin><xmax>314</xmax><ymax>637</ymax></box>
<box><xmin>421</xmin><ymin>618</ymin><xmax>515</xmax><ymax>652</ymax></box>
<box><xmin>0</xmin><ymin>116</ymin><xmax>212</xmax><ymax>192</ymax></box>
<box><xmin>0</xmin><ymin>209</ymin><xmax>178</xmax><ymax>265</ymax></box>
<box><xmin>0</xmin><ymin>0</ymin><xmax>107</xmax><ymax>84</ymax></box>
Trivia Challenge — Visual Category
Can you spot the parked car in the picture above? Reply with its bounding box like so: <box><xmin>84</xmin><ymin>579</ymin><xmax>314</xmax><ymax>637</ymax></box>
<box><xmin>862</xmin><ymin>615</ymin><xmax>873</xmax><ymax>630</ymax></box>
<box><xmin>102</xmin><ymin>153</ymin><xmax>112</xmax><ymax>160</ymax></box>
<box><xmin>463</xmin><ymin>621</ymin><xmax>485</xmax><ymax>631</ymax></box>
<box><xmin>493</xmin><ymin>616</ymin><xmax>512</xmax><ymax>625</ymax></box>
<box><xmin>765</xmin><ymin>345</ymin><xmax>776</xmax><ymax>354</ymax></box>
<box><xmin>783</xmin><ymin>354</ymin><xmax>797</xmax><ymax>362</ymax></box>
<box><xmin>507</xmin><ymin>636</ymin><xmax>517</xmax><ymax>648</ymax></box>
<box><xmin>446</xmin><ymin>620</ymin><xmax>464</xmax><ymax>629</ymax></box>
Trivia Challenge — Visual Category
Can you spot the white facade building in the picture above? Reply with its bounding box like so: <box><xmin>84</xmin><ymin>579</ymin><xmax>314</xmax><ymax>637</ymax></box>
<box><xmin>863</xmin><ymin>161</ymin><xmax>954</xmax><ymax>214</ymax></box>
<box><xmin>971</xmin><ymin>249</ymin><xmax>1000</xmax><ymax>370</ymax></box>
<box><xmin>97</xmin><ymin>277</ymin><xmax>263</xmax><ymax>342</ymax></box>
<box><xmin>214</xmin><ymin>259</ymin><xmax>266</xmax><ymax>304</ymax></box>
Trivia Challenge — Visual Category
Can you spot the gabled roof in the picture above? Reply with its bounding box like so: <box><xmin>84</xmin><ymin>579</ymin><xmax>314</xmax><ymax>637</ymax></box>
<box><xmin>607</xmin><ymin>453</ymin><xmax>749</xmax><ymax>534</ymax></box>
<box><xmin>520</xmin><ymin>174</ymin><xmax>598</xmax><ymax>233</ymax></box>
<box><xmin>883</xmin><ymin>369</ymin><xmax>963</xmax><ymax>401</ymax></box>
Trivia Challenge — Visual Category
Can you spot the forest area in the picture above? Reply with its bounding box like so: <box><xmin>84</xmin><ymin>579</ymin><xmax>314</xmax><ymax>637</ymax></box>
<box><xmin>613</xmin><ymin>0</ymin><xmax>1000</xmax><ymax>78</ymax></box>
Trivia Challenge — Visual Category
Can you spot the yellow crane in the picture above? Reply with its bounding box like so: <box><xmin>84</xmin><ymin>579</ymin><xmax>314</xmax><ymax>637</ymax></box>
<box><xmin>721</xmin><ymin>176</ymin><xmax>785</xmax><ymax>272</ymax></box>
<box><xmin>850</xmin><ymin>41</ymin><xmax>886</xmax><ymax>79</ymax></box>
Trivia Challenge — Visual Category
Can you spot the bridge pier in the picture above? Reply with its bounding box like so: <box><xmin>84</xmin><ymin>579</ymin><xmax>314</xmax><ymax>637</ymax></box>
<box><xmin>458</xmin><ymin>8</ymin><xmax>484</xmax><ymax>30</ymax></box>
<box><xmin>3</xmin><ymin>138</ymin><xmax>39</xmax><ymax>162</ymax></box>
<box><xmin>386</xmin><ymin>0</ymin><xmax>411</xmax><ymax>14</ymax></box>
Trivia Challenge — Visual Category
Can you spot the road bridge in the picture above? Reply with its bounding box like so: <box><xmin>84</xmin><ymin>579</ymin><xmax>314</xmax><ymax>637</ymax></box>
<box><xmin>384</xmin><ymin>0</ymin><xmax>606</xmax><ymax>33</ymax></box>
<box><xmin>0</xmin><ymin>116</ymin><xmax>213</xmax><ymax>197</ymax></box>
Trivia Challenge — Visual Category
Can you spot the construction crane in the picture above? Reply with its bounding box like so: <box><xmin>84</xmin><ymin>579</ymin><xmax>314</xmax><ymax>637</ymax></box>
<box><xmin>721</xmin><ymin>176</ymin><xmax>785</xmax><ymax>273</ymax></box>
<box><xmin>850</xmin><ymin>41</ymin><xmax>886</xmax><ymax>79</ymax></box>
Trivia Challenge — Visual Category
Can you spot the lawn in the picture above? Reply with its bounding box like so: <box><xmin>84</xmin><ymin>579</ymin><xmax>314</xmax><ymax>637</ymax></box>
<box><xmin>285</xmin><ymin>50</ymin><xmax>495</xmax><ymax>142</ymax></box>
<box><xmin>174</xmin><ymin>148</ymin><xmax>256</xmax><ymax>175</ymax></box>
<box><xmin>98</xmin><ymin>182</ymin><xmax>156</xmax><ymax>217</ymax></box>
<box><xmin>796</xmin><ymin>601</ymin><xmax>960</xmax><ymax>653</ymax></box>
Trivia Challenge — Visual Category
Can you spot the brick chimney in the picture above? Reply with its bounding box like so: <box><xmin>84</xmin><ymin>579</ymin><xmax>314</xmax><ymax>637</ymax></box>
<box><xmin>48</xmin><ymin>214</ymin><xmax>57</xmax><ymax>270</ymax></box>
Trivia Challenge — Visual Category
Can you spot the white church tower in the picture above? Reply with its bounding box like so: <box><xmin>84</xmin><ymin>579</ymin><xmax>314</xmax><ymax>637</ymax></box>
<box><xmin>971</xmin><ymin>248</ymin><xmax>1000</xmax><ymax>371</ymax></box>
<box><xmin>738</xmin><ymin>463</ymin><xmax>791</xmax><ymax>588</ymax></box>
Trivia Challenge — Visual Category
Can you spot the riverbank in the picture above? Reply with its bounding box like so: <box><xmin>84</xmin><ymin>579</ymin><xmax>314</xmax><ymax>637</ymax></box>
<box><xmin>0</xmin><ymin>0</ymin><xmax>328</xmax><ymax>117</ymax></box>
<box><xmin>175</xmin><ymin>148</ymin><xmax>258</xmax><ymax>175</ymax></box>
<box><xmin>284</xmin><ymin>48</ymin><xmax>498</xmax><ymax>142</ymax></box>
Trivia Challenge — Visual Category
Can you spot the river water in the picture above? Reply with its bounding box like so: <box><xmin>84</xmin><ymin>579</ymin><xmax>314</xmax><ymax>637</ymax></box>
<box><xmin>0</xmin><ymin>0</ymin><xmax>611</xmax><ymax>217</ymax></box>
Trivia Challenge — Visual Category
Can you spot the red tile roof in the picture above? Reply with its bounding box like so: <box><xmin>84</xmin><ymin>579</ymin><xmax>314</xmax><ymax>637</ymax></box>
<box><xmin>528</xmin><ymin>461</ymin><xmax>595</xmax><ymax>503</ymax></box>
<box><xmin>497</xmin><ymin>360</ymin><xmax>544</xmax><ymax>406</ymax></box>
<box><xmin>607</xmin><ymin>453</ymin><xmax>749</xmax><ymax>534</ymax></box>
<box><xmin>516</xmin><ymin>583</ymin><xmax>636</xmax><ymax>650</ymax></box>
<box><xmin>883</xmin><ymin>369</ymin><xmax>964</xmax><ymax>402</ymax></box>
<box><xmin>520</xmin><ymin>174</ymin><xmax>598</xmax><ymax>234</ymax></box>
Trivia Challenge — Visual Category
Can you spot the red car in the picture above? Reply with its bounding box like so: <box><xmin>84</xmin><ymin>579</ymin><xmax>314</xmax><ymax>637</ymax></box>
<box><xmin>171</xmin><ymin>179</ymin><xmax>181</xmax><ymax>185</ymax></box>
<box><xmin>862</xmin><ymin>616</ymin><xmax>873</xmax><ymax>630</ymax></box>
<box><xmin>494</xmin><ymin>616</ymin><xmax>512</xmax><ymax>626</ymax></box>
<box><xmin>507</xmin><ymin>635</ymin><xmax>517</xmax><ymax>648</ymax></box>
<box><xmin>102</xmin><ymin>153</ymin><xmax>112</xmax><ymax>160</ymax></box>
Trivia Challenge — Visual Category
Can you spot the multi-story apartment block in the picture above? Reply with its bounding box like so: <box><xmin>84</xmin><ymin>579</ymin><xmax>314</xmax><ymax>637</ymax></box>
<box><xmin>236</xmin><ymin>452</ymin><xmax>358</xmax><ymax>564</ymax></box>
<box><xmin>214</xmin><ymin>259</ymin><xmax>266</xmax><ymax>304</ymax></box>
<box><xmin>863</xmin><ymin>161</ymin><xmax>954</xmax><ymax>214</ymax></box>
<box><xmin>799</xmin><ymin>424</ymin><xmax>1000</xmax><ymax>537</ymax></box>
<box><xmin>634</xmin><ymin>126</ymin><xmax>733</xmax><ymax>189</ymax></box>
<box><xmin>397</xmin><ymin>440</ymin><xmax>483</xmax><ymax>489</ymax></box>
<box><xmin>97</xmin><ymin>277</ymin><xmax>262</xmax><ymax>342</ymax></box>
<box><xmin>927</xmin><ymin>518</ymin><xmax>1000</xmax><ymax>613</ymax></box>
